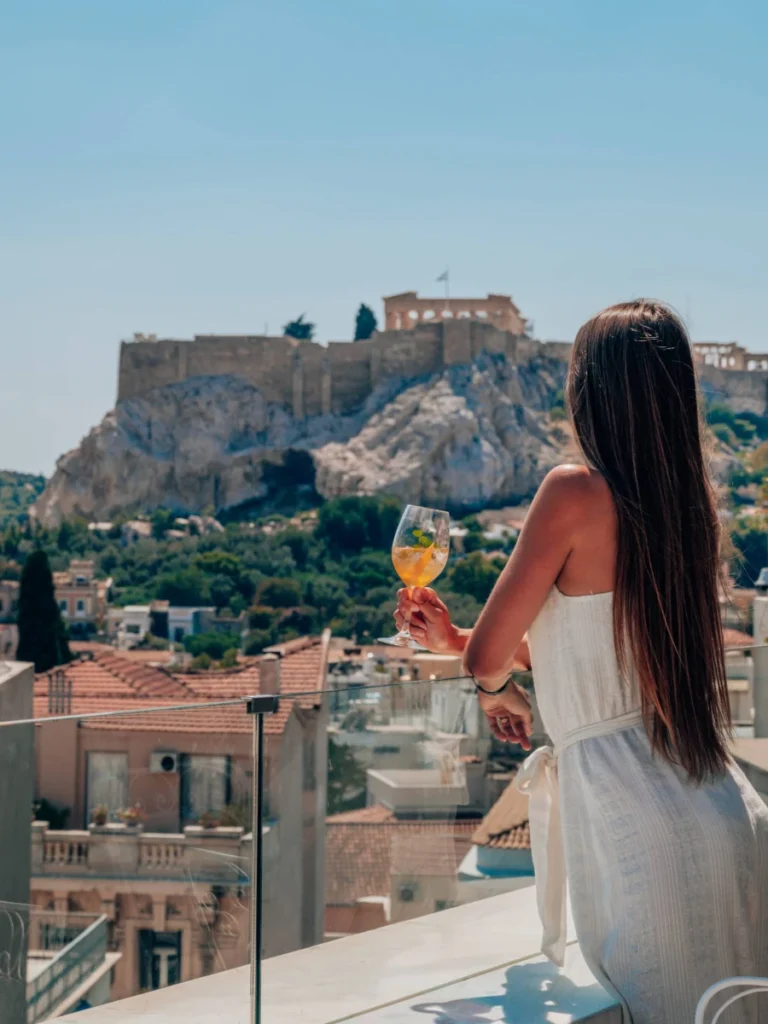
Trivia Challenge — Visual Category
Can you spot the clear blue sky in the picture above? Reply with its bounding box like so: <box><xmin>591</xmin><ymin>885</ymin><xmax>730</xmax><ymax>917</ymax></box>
<box><xmin>1</xmin><ymin>0</ymin><xmax>767</xmax><ymax>475</ymax></box>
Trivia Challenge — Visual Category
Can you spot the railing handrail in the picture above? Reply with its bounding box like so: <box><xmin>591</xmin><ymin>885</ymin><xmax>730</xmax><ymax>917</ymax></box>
<box><xmin>27</xmin><ymin>913</ymin><xmax>108</xmax><ymax>1023</ymax></box>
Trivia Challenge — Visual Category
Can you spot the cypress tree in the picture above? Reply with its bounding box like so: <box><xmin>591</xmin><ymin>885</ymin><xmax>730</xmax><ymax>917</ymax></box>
<box><xmin>16</xmin><ymin>550</ymin><xmax>72</xmax><ymax>672</ymax></box>
<box><xmin>354</xmin><ymin>303</ymin><xmax>378</xmax><ymax>341</ymax></box>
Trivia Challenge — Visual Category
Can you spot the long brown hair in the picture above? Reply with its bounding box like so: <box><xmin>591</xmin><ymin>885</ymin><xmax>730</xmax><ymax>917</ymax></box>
<box><xmin>566</xmin><ymin>299</ymin><xmax>730</xmax><ymax>782</ymax></box>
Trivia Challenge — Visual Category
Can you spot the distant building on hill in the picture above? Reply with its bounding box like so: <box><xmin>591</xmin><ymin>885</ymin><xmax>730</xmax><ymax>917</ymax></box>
<box><xmin>383</xmin><ymin>291</ymin><xmax>528</xmax><ymax>335</ymax></box>
<box><xmin>53</xmin><ymin>560</ymin><xmax>111</xmax><ymax>637</ymax></box>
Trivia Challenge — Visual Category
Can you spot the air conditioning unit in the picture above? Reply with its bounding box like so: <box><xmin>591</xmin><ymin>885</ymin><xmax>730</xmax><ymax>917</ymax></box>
<box><xmin>150</xmin><ymin>751</ymin><xmax>179</xmax><ymax>774</ymax></box>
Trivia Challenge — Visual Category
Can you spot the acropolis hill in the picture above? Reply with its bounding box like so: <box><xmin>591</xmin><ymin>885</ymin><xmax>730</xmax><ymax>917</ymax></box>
<box><xmin>34</xmin><ymin>296</ymin><xmax>768</xmax><ymax>525</ymax></box>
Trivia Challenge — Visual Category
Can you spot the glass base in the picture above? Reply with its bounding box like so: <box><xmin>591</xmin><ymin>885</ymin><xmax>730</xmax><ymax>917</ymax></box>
<box><xmin>376</xmin><ymin>634</ymin><xmax>428</xmax><ymax>651</ymax></box>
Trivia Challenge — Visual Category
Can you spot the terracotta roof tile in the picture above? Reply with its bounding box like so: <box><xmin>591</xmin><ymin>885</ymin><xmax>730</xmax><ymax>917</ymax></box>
<box><xmin>34</xmin><ymin>634</ymin><xmax>330</xmax><ymax>736</ymax></box>
<box><xmin>471</xmin><ymin>779</ymin><xmax>531</xmax><ymax>851</ymax></box>
<box><xmin>326</xmin><ymin>804</ymin><xmax>396</xmax><ymax>824</ymax></box>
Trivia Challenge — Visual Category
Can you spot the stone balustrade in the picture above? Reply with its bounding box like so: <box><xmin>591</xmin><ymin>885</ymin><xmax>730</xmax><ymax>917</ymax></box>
<box><xmin>31</xmin><ymin>821</ymin><xmax>251</xmax><ymax>882</ymax></box>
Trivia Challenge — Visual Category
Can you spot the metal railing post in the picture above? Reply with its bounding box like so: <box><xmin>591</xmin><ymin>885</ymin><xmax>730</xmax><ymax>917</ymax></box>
<box><xmin>246</xmin><ymin>695</ymin><xmax>279</xmax><ymax>1024</ymax></box>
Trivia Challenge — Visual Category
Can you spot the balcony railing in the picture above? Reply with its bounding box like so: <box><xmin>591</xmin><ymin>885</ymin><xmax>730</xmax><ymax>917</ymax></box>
<box><xmin>26</xmin><ymin>912</ymin><xmax>108</xmax><ymax>1023</ymax></box>
<box><xmin>32</xmin><ymin>821</ymin><xmax>250</xmax><ymax>882</ymax></box>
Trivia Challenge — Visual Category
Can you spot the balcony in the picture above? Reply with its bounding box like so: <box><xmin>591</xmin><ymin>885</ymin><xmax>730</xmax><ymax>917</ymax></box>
<box><xmin>32</xmin><ymin>822</ymin><xmax>251</xmax><ymax>883</ymax></box>
<box><xmin>54</xmin><ymin>886</ymin><xmax>620</xmax><ymax>1023</ymax></box>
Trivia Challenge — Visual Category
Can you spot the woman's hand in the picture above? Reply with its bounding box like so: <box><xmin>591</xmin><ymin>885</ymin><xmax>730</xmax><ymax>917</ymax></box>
<box><xmin>394</xmin><ymin>587</ymin><xmax>466</xmax><ymax>655</ymax></box>
<box><xmin>477</xmin><ymin>682</ymin><xmax>533</xmax><ymax>750</ymax></box>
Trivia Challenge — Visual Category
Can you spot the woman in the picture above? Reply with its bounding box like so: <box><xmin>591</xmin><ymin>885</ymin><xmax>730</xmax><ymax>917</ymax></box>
<box><xmin>395</xmin><ymin>300</ymin><xmax>768</xmax><ymax>1023</ymax></box>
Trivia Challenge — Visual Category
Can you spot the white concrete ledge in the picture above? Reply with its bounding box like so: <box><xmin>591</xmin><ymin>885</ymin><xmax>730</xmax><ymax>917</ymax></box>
<box><xmin>62</xmin><ymin>886</ymin><xmax>619</xmax><ymax>1023</ymax></box>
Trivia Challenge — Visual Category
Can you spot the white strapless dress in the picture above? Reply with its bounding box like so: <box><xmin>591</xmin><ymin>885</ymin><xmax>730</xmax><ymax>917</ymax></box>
<box><xmin>519</xmin><ymin>587</ymin><xmax>768</xmax><ymax>1023</ymax></box>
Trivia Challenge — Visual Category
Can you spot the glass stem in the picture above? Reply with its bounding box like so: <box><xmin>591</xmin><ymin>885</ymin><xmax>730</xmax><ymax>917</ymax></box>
<box><xmin>400</xmin><ymin>586</ymin><xmax>413</xmax><ymax>639</ymax></box>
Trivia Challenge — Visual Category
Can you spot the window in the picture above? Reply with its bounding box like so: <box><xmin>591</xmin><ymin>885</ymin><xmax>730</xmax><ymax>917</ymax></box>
<box><xmin>398</xmin><ymin>882</ymin><xmax>418</xmax><ymax>903</ymax></box>
<box><xmin>76</xmin><ymin>599</ymin><xmax>85</xmax><ymax>614</ymax></box>
<box><xmin>86</xmin><ymin>752</ymin><xmax>128</xmax><ymax>824</ymax></box>
<box><xmin>180</xmin><ymin>755</ymin><xmax>230</xmax><ymax>825</ymax></box>
<box><xmin>138</xmin><ymin>930</ymin><xmax>181</xmax><ymax>990</ymax></box>
<box><xmin>126</xmin><ymin>624</ymin><xmax>141</xmax><ymax>635</ymax></box>
<box><xmin>59</xmin><ymin>600</ymin><xmax>68</xmax><ymax>614</ymax></box>
<box><xmin>373</xmin><ymin>745</ymin><xmax>400</xmax><ymax>754</ymax></box>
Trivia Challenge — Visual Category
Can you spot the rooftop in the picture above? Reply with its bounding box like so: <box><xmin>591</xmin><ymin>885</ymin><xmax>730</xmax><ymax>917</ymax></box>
<box><xmin>326</xmin><ymin>811</ymin><xmax>477</xmax><ymax>905</ymax></box>
<box><xmin>34</xmin><ymin>633</ymin><xmax>330</xmax><ymax>734</ymax></box>
<box><xmin>472</xmin><ymin>778</ymin><xmax>532</xmax><ymax>852</ymax></box>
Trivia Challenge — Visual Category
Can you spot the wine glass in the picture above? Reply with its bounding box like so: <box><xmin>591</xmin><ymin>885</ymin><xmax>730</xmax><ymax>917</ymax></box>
<box><xmin>377</xmin><ymin>505</ymin><xmax>451</xmax><ymax>649</ymax></box>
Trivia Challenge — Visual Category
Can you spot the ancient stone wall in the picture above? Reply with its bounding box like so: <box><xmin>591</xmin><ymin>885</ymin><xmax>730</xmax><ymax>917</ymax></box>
<box><xmin>117</xmin><ymin>323</ymin><xmax>551</xmax><ymax>415</ymax></box>
<box><xmin>117</xmin><ymin>327</ymin><xmax>768</xmax><ymax>419</ymax></box>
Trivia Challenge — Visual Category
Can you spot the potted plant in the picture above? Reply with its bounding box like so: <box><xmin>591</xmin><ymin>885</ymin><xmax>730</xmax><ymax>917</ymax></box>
<box><xmin>91</xmin><ymin>804</ymin><xmax>109</xmax><ymax>827</ymax></box>
<box><xmin>198</xmin><ymin>811</ymin><xmax>220</xmax><ymax>830</ymax></box>
<box><xmin>118</xmin><ymin>804</ymin><xmax>145</xmax><ymax>829</ymax></box>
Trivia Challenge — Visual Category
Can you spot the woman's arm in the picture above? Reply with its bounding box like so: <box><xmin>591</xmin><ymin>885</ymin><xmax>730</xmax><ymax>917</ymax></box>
<box><xmin>394</xmin><ymin>592</ymin><xmax>532</xmax><ymax>668</ymax></box>
<box><xmin>463</xmin><ymin>466</ymin><xmax>585</xmax><ymax>690</ymax></box>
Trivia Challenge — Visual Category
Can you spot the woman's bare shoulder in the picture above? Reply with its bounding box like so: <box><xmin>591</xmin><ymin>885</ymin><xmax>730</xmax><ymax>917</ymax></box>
<box><xmin>539</xmin><ymin>464</ymin><xmax>610</xmax><ymax>502</ymax></box>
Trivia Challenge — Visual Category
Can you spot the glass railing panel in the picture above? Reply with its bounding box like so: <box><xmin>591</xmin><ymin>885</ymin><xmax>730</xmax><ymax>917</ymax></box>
<box><xmin>266</xmin><ymin>663</ymin><xmax>543</xmax><ymax>979</ymax></box>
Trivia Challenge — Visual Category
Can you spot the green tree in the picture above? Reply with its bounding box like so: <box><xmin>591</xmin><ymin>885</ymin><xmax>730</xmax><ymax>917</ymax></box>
<box><xmin>151</xmin><ymin>508</ymin><xmax>176</xmax><ymax>540</ymax></box>
<box><xmin>317</xmin><ymin>495</ymin><xmax>401</xmax><ymax>555</ymax></box>
<box><xmin>729</xmin><ymin>523</ymin><xmax>768</xmax><ymax>587</ymax></box>
<box><xmin>219</xmin><ymin>647</ymin><xmax>239</xmax><ymax>669</ymax></box>
<box><xmin>244</xmin><ymin>630</ymin><xmax>275</xmax><ymax>656</ymax></box>
<box><xmin>448</xmin><ymin>552</ymin><xmax>503</xmax><ymax>603</ymax></box>
<box><xmin>280</xmin><ymin>530</ymin><xmax>311</xmax><ymax>570</ymax></box>
<box><xmin>354</xmin><ymin>303</ymin><xmax>378</xmax><ymax>341</ymax></box>
<box><xmin>247</xmin><ymin>605</ymin><xmax>279</xmax><ymax>630</ymax></box>
<box><xmin>327</xmin><ymin>738</ymin><xmax>367</xmax><ymax>814</ymax></box>
<box><xmin>303</xmin><ymin>576</ymin><xmax>347</xmax><ymax>620</ymax></box>
<box><xmin>283</xmin><ymin>315</ymin><xmax>315</xmax><ymax>340</ymax></box>
<box><xmin>155</xmin><ymin>568</ymin><xmax>209</xmax><ymax>606</ymax></box>
<box><xmin>209</xmin><ymin>574</ymin><xmax>236</xmax><ymax>610</ymax></box>
<box><xmin>16</xmin><ymin>550</ymin><xmax>72</xmax><ymax>672</ymax></box>
<box><xmin>257</xmin><ymin>577</ymin><xmax>302</xmax><ymax>608</ymax></box>
<box><xmin>184</xmin><ymin>631</ymin><xmax>240</xmax><ymax>659</ymax></box>
<box><xmin>194</xmin><ymin>550</ymin><xmax>243</xmax><ymax>578</ymax></box>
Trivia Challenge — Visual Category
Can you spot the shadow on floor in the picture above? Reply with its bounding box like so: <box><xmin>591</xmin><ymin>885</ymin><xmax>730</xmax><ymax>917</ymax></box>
<box><xmin>410</xmin><ymin>960</ymin><xmax>617</xmax><ymax>1024</ymax></box>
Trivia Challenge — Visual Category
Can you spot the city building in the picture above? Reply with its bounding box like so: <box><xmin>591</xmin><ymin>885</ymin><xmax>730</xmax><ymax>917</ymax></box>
<box><xmin>109</xmin><ymin>602</ymin><xmax>224</xmax><ymax>648</ymax></box>
<box><xmin>31</xmin><ymin>634</ymin><xmax>331</xmax><ymax>1001</ymax></box>
<box><xmin>383</xmin><ymin>291</ymin><xmax>528</xmax><ymax>334</ymax></box>
<box><xmin>693</xmin><ymin>341</ymin><xmax>768</xmax><ymax>371</ymax></box>
<box><xmin>53</xmin><ymin>560</ymin><xmax>112</xmax><ymax>637</ymax></box>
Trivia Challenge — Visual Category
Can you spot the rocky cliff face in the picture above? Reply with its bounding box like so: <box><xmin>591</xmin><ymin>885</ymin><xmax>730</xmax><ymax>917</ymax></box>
<box><xmin>33</xmin><ymin>353</ymin><xmax>569</xmax><ymax>525</ymax></box>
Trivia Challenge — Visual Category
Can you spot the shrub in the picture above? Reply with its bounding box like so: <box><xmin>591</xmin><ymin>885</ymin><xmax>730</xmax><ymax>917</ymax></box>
<box><xmin>256</xmin><ymin>577</ymin><xmax>302</xmax><ymax>608</ymax></box>
<box><xmin>184</xmin><ymin>631</ymin><xmax>240</xmax><ymax>660</ymax></box>
<box><xmin>244</xmin><ymin>631</ymin><xmax>274</xmax><ymax>656</ymax></box>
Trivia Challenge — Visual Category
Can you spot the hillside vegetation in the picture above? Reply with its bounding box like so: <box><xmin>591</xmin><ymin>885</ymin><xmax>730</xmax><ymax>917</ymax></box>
<box><xmin>0</xmin><ymin>470</ymin><xmax>46</xmax><ymax>528</ymax></box>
